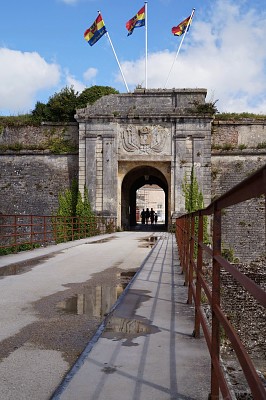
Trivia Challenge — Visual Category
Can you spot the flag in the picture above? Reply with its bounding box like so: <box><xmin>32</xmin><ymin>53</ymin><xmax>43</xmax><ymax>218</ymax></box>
<box><xmin>126</xmin><ymin>6</ymin><xmax>145</xmax><ymax>36</ymax></box>
<box><xmin>84</xmin><ymin>14</ymin><xmax>107</xmax><ymax>46</ymax></box>
<box><xmin>172</xmin><ymin>15</ymin><xmax>192</xmax><ymax>36</ymax></box>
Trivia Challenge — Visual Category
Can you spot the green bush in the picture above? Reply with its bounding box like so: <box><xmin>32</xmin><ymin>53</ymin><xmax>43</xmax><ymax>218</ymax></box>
<box><xmin>30</xmin><ymin>85</ymin><xmax>119</xmax><ymax>123</ymax></box>
<box><xmin>182</xmin><ymin>166</ymin><xmax>210</xmax><ymax>256</ymax></box>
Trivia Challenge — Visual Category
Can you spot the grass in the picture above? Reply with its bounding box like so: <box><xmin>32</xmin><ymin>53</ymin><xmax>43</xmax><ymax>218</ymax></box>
<box><xmin>215</xmin><ymin>112</ymin><xmax>266</xmax><ymax>121</ymax></box>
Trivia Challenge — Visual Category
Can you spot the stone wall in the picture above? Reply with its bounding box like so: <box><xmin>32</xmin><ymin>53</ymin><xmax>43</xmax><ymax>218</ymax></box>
<box><xmin>0</xmin><ymin>123</ymin><xmax>79</xmax><ymax>216</ymax></box>
<box><xmin>0</xmin><ymin>115</ymin><xmax>265</xmax><ymax>261</ymax></box>
<box><xmin>0</xmin><ymin>122</ymin><xmax>79</xmax><ymax>149</ymax></box>
<box><xmin>211</xmin><ymin>153</ymin><xmax>266</xmax><ymax>262</ymax></box>
<box><xmin>211</xmin><ymin>119</ymin><xmax>266</xmax><ymax>263</ymax></box>
<box><xmin>76</xmin><ymin>89</ymin><xmax>213</xmax><ymax>227</ymax></box>
<box><xmin>0</xmin><ymin>153</ymin><xmax>78</xmax><ymax>216</ymax></box>
<box><xmin>212</xmin><ymin>119</ymin><xmax>266</xmax><ymax>149</ymax></box>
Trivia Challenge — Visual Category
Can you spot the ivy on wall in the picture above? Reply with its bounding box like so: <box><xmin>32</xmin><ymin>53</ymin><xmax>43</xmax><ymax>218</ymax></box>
<box><xmin>182</xmin><ymin>166</ymin><xmax>210</xmax><ymax>255</ymax></box>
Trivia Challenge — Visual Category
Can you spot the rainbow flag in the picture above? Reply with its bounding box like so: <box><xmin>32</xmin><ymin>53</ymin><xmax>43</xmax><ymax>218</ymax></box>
<box><xmin>172</xmin><ymin>15</ymin><xmax>191</xmax><ymax>36</ymax></box>
<box><xmin>126</xmin><ymin>6</ymin><xmax>145</xmax><ymax>36</ymax></box>
<box><xmin>84</xmin><ymin>14</ymin><xmax>107</xmax><ymax>46</ymax></box>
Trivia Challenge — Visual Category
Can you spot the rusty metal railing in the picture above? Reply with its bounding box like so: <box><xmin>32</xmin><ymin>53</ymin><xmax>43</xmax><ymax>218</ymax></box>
<box><xmin>0</xmin><ymin>214</ymin><xmax>117</xmax><ymax>254</ymax></box>
<box><xmin>176</xmin><ymin>164</ymin><xmax>266</xmax><ymax>400</ymax></box>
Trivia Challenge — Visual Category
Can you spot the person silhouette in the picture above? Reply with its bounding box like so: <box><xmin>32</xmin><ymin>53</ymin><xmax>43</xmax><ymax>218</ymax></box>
<box><xmin>141</xmin><ymin>209</ymin><xmax>146</xmax><ymax>224</ymax></box>
<box><xmin>150</xmin><ymin>208</ymin><xmax>155</xmax><ymax>224</ymax></box>
<box><xmin>145</xmin><ymin>208</ymin><xmax>150</xmax><ymax>224</ymax></box>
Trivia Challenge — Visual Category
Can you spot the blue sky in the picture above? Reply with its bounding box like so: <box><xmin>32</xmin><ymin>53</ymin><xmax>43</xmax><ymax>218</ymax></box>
<box><xmin>1</xmin><ymin>0</ymin><xmax>266</xmax><ymax>115</ymax></box>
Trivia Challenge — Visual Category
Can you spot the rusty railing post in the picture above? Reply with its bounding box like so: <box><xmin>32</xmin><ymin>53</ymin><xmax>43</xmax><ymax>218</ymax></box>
<box><xmin>188</xmin><ymin>214</ymin><xmax>195</xmax><ymax>304</ymax></box>
<box><xmin>210</xmin><ymin>205</ymin><xmax>221</xmax><ymax>399</ymax></box>
<box><xmin>184</xmin><ymin>215</ymin><xmax>190</xmax><ymax>286</ymax></box>
<box><xmin>194</xmin><ymin>212</ymin><xmax>203</xmax><ymax>338</ymax></box>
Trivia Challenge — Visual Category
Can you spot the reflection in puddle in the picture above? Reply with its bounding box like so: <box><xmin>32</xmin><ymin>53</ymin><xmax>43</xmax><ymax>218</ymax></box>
<box><xmin>103</xmin><ymin>316</ymin><xmax>160</xmax><ymax>346</ymax></box>
<box><xmin>0</xmin><ymin>254</ymin><xmax>56</xmax><ymax>278</ymax></box>
<box><xmin>105</xmin><ymin>317</ymin><xmax>151</xmax><ymax>334</ymax></box>
<box><xmin>0</xmin><ymin>263</ymin><xmax>32</xmax><ymax>278</ymax></box>
<box><xmin>57</xmin><ymin>284</ymin><xmax>125</xmax><ymax>317</ymax></box>
<box><xmin>56</xmin><ymin>271</ymin><xmax>136</xmax><ymax>317</ymax></box>
<box><xmin>138</xmin><ymin>236</ymin><xmax>159</xmax><ymax>248</ymax></box>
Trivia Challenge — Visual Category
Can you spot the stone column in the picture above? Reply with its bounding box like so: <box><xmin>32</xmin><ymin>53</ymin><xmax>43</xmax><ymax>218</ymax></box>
<box><xmin>102</xmin><ymin>133</ymin><xmax>117</xmax><ymax>216</ymax></box>
<box><xmin>173</xmin><ymin>134</ymin><xmax>187</xmax><ymax>215</ymax></box>
<box><xmin>85</xmin><ymin>134</ymin><xmax>97</xmax><ymax>211</ymax></box>
<box><xmin>78</xmin><ymin>122</ymin><xmax>86</xmax><ymax>196</ymax></box>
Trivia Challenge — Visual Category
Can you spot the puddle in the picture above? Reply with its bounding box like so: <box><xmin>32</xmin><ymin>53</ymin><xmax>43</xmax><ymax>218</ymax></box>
<box><xmin>56</xmin><ymin>284</ymin><xmax>126</xmax><ymax>317</ymax></box>
<box><xmin>0</xmin><ymin>263</ymin><xmax>33</xmax><ymax>278</ymax></box>
<box><xmin>86</xmin><ymin>236</ymin><xmax>117</xmax><ymax>244</ymax></box>
<box><xmin>0</xmin><ymin>267</ymin><xmax>142</xmax><ymax>366</ymax></box>
<box><xmin>102</xmin><ymin>316</ymin><xmax>160</xmax><ymax>346</ymax></box>
<box><xmin>105</xmin><ymin>317</ymin><xmax>152</xmax><ymax>334</ymax></box>
<box><xmin>0</xmin><ymin>253</ymin><xmax>58</xmax><ymax>278</ymax></box>
<box><xmin>56</xmin><ymin>271</ymin><xmax>136</xmax><ymax>317</ymax></box>
<box><xmin>138</xmin><ymin>236</ymin><xmax>159</xmax><ymax>248</ymax></box>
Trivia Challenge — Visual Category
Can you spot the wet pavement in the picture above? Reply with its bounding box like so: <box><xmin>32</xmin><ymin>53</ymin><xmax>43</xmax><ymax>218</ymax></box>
<box><xmin>51</xmin><ymin>233</ymin><xmax>211</xmax><ymax>400</ymax></box>
<box><xmin>0</xmin><ymin>232</ymin><xmax>211</xmax><ymax>400</ymax></box>
<box><xmin>0</xmin><ymin>232</ymin><xmax>156</xmax><ymax>400</ymax></box>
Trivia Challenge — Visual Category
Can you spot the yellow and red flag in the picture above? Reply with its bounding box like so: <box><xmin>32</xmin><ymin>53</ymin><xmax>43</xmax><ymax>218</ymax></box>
<box><xmin>84</xmin><ymin>14</ymin><xmax>107</xmax><ymax>46</ymax></box>
<box><xmin>172</xmin><ymin>15</ymin><xmax>191</xmax><ymax>36</ymax></box>
<box><xmin>126</xmin><ymin>6</ymin><xmax>145</xmax><ymax>36</ymax></box>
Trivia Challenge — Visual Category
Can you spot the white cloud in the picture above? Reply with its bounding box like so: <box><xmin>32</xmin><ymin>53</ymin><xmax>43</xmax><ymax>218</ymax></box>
<box><xmin>83</xmin><ymin>67</ymin><xmax>98</xmax><ymax>81</ymax></box>
<box><xmin>65</xmin><ymin>70</ymin><xmax>86</xmax><ymax>93</ymax></box>
<box><xmin>118</xmin><ymin>0</ymin><xmax>266</xmax><ymax>113</ymax></box>
<box><xmin>0</xmin><ymin>48</ymin><xmax>60</xmax><ymax>114</ymax></box>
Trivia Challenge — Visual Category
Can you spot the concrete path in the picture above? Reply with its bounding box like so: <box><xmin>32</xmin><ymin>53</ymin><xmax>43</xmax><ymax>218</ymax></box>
<box><xmin>0</xmin><ymin>232</ymin><xmax>211</xmax><ymax>400</ymax></box>
<box><xmin>51</xmin><ymin>233</ymin><xmax>211</xmax><ymax>400</ymax></box>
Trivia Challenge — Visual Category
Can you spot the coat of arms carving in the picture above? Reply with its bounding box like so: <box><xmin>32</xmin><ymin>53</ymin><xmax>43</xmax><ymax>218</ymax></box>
<box><xmin>120</xmin><ymin>125</ymin><xmax>170</xmax><ymax>154</ymax></box>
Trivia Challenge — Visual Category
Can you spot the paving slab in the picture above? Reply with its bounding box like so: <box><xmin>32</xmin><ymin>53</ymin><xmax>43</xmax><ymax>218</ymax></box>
<box><xmin>51</xmin><ymin>233</ymin><xmax>211</xmax><ymax>400</ymax></box>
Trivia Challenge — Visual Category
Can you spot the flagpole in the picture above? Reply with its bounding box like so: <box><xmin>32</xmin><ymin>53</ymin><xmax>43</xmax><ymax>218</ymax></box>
<box><xmin>98</xmin><ymin>11</ymin><xmax>129</xmax><ymax>93</ymax></box>
<box><xmin>164</xmin><ymin>8</ymin><xmax>195</xmax><ymax>89</ymax></box>
<box><xmin>145</xmin><ymin>1</ymin><xmax>148</xmax><ymax>89</ymax></box>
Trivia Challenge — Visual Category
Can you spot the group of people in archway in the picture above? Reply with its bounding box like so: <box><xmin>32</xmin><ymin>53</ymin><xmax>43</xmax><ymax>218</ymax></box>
<box><xmin>141</xmin><ymin>208</ymin><xmax>158</xmax><ymax>225</ymax></box>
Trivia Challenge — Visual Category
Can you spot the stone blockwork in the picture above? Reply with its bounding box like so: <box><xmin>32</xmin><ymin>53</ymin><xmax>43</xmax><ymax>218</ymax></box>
<box><xmin>211</xmin><ymin>154</ymin><xmax>266</xmax><ymax>262</ymax></box>
<box><xmin>0</xmin><ymin>122</ymin><xmax>78</xmax><ymax>149</ymax></box>
<box><xmin>211</xmin><ymin>114</ymin><xmax>266</xmax><ymax>264</ymax></box>
<box><xmin>0</xmin><ymin>153</ymin><xmax>78</xmax><ymax>216</ymax></box>
<box><xmin>212</xmin><ymin>119</ymin><xmax>266</xmax><ymax>149</ymax></box>
<box><xmin>76</xmin><ymin>89</ymin><xmax>213</xmax><ymax>227</ymax></box>
<box><xmin>0</xmin><ymin>123</ymin><xmax>79</xmax><ymax>216</ymax></box>
<box><xmin>0</xmin><ymin>94</ymin><xmax>265</xmax><ymax>262</ymax></box>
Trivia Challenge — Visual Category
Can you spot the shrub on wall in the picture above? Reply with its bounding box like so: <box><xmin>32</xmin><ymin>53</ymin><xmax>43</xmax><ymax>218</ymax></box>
<box><xmin>182</xmin><ymin>166</ymin><xmax>209</xmax><ymax>255</ymax></box>
<box><xmin>31</xmin><ymin>85</ymin><xmax>119</xmax><ymax>123</ymax></box>
<box><xmin>55</xmin><ymin>180</ymin><xmax>96</xmax><ymax>242</ymax></box>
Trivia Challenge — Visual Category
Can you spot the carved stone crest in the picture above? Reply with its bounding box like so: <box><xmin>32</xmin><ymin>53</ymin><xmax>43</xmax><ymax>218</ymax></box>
<box><xmin>120</xmin><ymin>125</ymin><xmax>170</xmax><ymax>154</ymax></box>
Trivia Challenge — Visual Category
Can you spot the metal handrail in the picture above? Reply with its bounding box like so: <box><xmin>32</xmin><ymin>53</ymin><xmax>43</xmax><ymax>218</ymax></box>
<box><xmin>175</xmin><ymin>164</ymin><xmax>266</xmax><ymax>399</ymax></box>
<box><xmin>0</xmin><ymin>214</ymin><xmax>117</xmax><ymax>253</ymax></box>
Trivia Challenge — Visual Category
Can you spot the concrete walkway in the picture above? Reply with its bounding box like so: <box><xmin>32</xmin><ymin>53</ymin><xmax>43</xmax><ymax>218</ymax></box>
<box><xmin>0</xmin><ymin>232</ymin><xmax>210</xmax><ymax>400</ymax></box>
<box><xmin>51</xmin><ymin>232</ymin><xmax>211</xmax><ymax>400</ymax></box>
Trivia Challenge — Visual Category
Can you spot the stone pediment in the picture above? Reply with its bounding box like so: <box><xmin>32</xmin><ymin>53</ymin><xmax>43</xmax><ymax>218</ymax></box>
<box><xmin>120</xmin><ymin>124</ymin><xmax>170</xmax><ymax>155</ymax></box>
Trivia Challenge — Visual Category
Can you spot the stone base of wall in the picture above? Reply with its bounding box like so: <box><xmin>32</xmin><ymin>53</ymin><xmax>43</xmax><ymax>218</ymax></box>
<box><xmin>0</xmin><ymin>153</ymin><xmax>78</xmax><ymax>215</ymax></box>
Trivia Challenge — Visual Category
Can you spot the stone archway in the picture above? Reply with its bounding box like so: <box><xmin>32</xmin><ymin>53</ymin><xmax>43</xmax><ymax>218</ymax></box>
<box><xmin>121</xmin><ymin>165</ymin><xmax>168</xmax><ymax>229</ymax></box>
<box><xmin>76</xmin><ymin>89</ymin><xmax>212</xmax><ymax>230</ymax></box>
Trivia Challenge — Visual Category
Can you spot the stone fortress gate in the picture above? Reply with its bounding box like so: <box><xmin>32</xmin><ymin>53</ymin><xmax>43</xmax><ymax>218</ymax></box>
<box><xmin>75</xmin><ymin>89</ymin><xmax>213</xmax><ymax>229</ymax></box>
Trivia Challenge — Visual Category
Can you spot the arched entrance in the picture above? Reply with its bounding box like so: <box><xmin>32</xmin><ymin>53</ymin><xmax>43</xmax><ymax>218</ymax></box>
<box><xmin>121</xmin><ymin>166</ymin><xmax>168</xmax><ymax>230</ymax></box>
<box><xmin>77</xmin><ymin>89</ymin><xmax>212</xmax><ymax>230</ymax></box>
